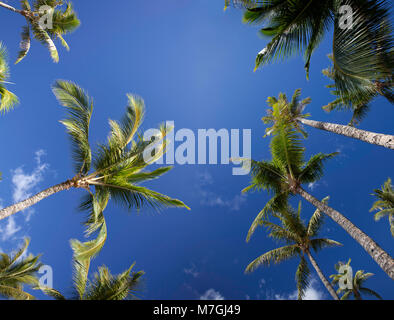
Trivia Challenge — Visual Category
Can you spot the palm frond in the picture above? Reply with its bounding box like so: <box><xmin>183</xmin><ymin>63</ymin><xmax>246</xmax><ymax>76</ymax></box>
<box><xmin>331</xmin><ymin>0</ymin><xmax>393</xmax><ymax>103</ymax></box>
<box><xmin>83</xmin><ymin>263</ymin><xmax>144</xmax><ymax>300</ymax></box>
<box><xmin>0</xmin><ymin>43</ymin><xmax>18</xmax><ymax>113</ymax></box>
<box><xmin>53</xmin><ymin>80</ymin><xmax>93</xmax><ymax>175</ymax></box>
<box><xmin>295</xmin><ymin>255</ymin><xmax>310</xmax><ymax>300</ymax></box>
<box><xmin>245</xmin><ymin>244</ymin><xmax>299</xmax><ymax>273</ymax></box>
<box><xmin>307</xmin><ymin>196</ymin><xmax>329</xmax><ymax>237</ymax></box>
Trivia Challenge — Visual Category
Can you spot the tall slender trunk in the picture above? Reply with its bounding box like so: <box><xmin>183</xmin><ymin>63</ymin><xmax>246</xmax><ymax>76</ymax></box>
<box><xmin>0</xmin><ymin>2</ymin><xmax>23</xmax><ymax>14</ymax></box>
<box><xmin>306</xmin><ymin>250</ymin><xmax>339</xmax><ymax>300</ymax></box>
<box><xmin>0</xmin><ymin>180</ymin><xmax>74</xmax><ymax>221</ymax></box>
<box><xmin>297</xmin><ymin>186</ymin><xmax>394</xmax><ymax>280</ymax></box>
<box><xmin>298</xmin><ymin>118</ymin><xmax>394</xmax><ymax>150</ymax></box>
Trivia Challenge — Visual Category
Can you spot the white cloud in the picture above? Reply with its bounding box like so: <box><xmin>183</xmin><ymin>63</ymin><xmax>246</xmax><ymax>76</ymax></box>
<box><xmin>12</xmin><ymin>149</ymin><xmax>48</xmax><ymax>203</ymax></box>
<box><xmin>308</xmin><ymin>182</ymin><xmax>319</xmax><ymax>191</ymax></box>
<box><xmin>11</xmin><ymin>149</ymin><xmax>48</xmax><ymax>222</ymax></box>
<box><xmin>200</xmin><ymin>289</ymin><xmax>225</xmax><ymax>300</ymax></box>
<box><xmin>183</xmin><ymin>263</ymin><xmax>199</xmax><ymax>278</ymax></box>
<box><xmin>273</xmin><ymin>278</ymin><xmax>325</xmax><ymax>300</ymax></box>
<box><xmin>1</xmin><ymin>217</ymin><xmax>21</xmax><ymax>241</ymax></box>
<box><xmin>0</xmin><ymin>150</ymin><xmax>49</xmax><ymax>242</ymax></box>
<box><xmin>196</xmin><ymin>171</ymin><xmax>246</xmax><ymax>211</ymax></box>
<box><xmin>258</xmin><ymin>278</ymin><xmax>266</xmax><ymax>288</ymax></box>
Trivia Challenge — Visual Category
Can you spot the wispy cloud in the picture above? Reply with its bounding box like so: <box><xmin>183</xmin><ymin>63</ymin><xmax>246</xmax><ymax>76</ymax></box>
<box><xmin>0</xmin><ymin>150</ymin><xmax>49</xmax><ymax>243</ymax></box>
<box><xmin>196</xmin><ymin>171</ymin><xmax>246</xmax><ymax>211</ymax></box>
<box><xmin>183</xmin><ymin>263</ymin><xmax>199</xmax><ymax>278</ymax></box>
<box><xmin>11</xmin><ymin>149</ymin><xmax>48</xmax><ymax>222</ymax></box>
<box><xmin>1</xmin><ymin>217</ymin><xmax>21</xmax><ymax>241</ymax></box>
<box><xmin>200</xmin><ymin>288</ymin><xmax>225</xmax><ymax>300</ymax></box>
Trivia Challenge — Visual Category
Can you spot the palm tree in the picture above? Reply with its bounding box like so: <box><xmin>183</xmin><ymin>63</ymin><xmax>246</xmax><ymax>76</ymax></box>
<box><xmin>242</xmin><ymin>123</ymin><xmax>394</xmax><ymax>279</ymax></box>
<box><xmin>262</xmin><ymin>89</ymin><xmax>394</xmax><ymax>149</ymax></box>
<box><xmin>40</xmin><ymin>245</ymin><xmax>144</xmax><ymax>300</ymax></box>
<box><xmin>330</xmin><ymin>259</ymin><xmax>382</xmax><ymax>300</ymax></box>
<box><xmin>0</xmin><ymin>80</ymin><xmax>189</xmax><ymax>230</ymax></box>
<box><xmin>245</xmin><ymin>200</ymin><xmax>341</xmax><ymax>300</ymax></box>
<box><xmin>370</xmin><ymin>178</ymin><xmax>394</xmax><ymax>237</ymax></box>
<box><xmin>0</xmin><ymin>238</ymin><xmax>43</xmax><ymax>300</ymax></box>
<box><xmin>224</xmin><ymin>0</ymin><xmax>393</xmax><ymax>104</ymax></box>
<box><xmin>0</xmin><ymin>0</ymin><xmax>80</xmax><ymax>63</ymax></box>
<box><xmin>0</xmin><ymin>42</ymin><xmax>18</xmax><ymax>113</ymax></box>
<box><xmin>322</xmin><ymin>55</ymin><xmax>393</xmax><ymax>127</ymax></box>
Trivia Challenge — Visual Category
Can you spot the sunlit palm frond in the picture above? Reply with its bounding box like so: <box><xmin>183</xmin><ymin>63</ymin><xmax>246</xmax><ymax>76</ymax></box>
<box><xmin>83</xmin><ymin>263</ymin><xmax>144</xmax><ymax>300</ymax></box>
<box><xmin>53</xmin><ymin>80</ymin><xmax>93</xmax><ymax>175</ymax></box>
<box><xmin>15</xmin><ymin>25</ymin><xmax>31</xmax><ymax>64</ymax></box>
<box><xmin>270</xmin><ymin>124</ymin><xmax>305</xmax><ymax>178</ymax></box>
<box><xmin>307</xmin><ymin>196</ymin><xmax>329</xmax><ymax>237</ymax></box>
<box><xmin>0</xmin><ymin>43</ymin><xmax>18</xmax><ymax>113</ymax></box>
<box><xmin>0</xmin><ymin>238</ymin><xmax>42</xmax><ymax>300</ymax></box>
<box><xmin>370</xmin><ymin>178</ymin><xmax>394</xmax><ymax>236</ymax></box>
<box><xmin>245</xmin><ymin>191</ymin><xmax>288</xmax><ymax>242</ymax></box>
<box><xmin>14</xmin><ymin>1</ymin><xmax>80</xmax><ymax>63</ymax></box>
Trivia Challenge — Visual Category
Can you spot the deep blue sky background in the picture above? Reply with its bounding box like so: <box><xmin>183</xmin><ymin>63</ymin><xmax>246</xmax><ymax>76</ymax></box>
<box><xmin>0</xmin><ymin>0</ymin><xmax>393</xmax><ymax>299</ymax></box>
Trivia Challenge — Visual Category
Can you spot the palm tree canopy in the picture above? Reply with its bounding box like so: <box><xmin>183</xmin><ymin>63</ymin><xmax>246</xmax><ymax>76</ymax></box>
<box><xmin>13</xmin><ymin>0</ymin><xmax>80</xmax><ymax>63</ymax></box>
<box><xmin>225</xmin><ymin>0</ymin><xmax>393</xmax><ymax>105</ymax></box>
<box><xmin>322</xmin><ymin>55</ymin><xmax>393</xmax><ymax>126</ymax></box>
<box><xmin>242</xmin><ymin>124</ymin><xmax>337</xmax><ymax>241</ymax></box>
<box><xmin>0</xmin><ymin>43</ymin><xmax>18</xmax><ymax>113</ymax></box>
<box><xmin>41</xmin><ymin>251</ymin><xmax>144</xmax><ymax>300</ymax></box>
<box><xmin>52</xmin><ymin>80</ymin><xmax>189</xmax><ymax>263</ymax></box>
<box><xmin>370</xmin><ymin>178</ymin><xmax>394</xmax><ymax>236</ymax></box>
<box><xmin>0</xmin><ymin>238</ymin><xmax>43</xmax><ymax>300</ymax></box>
<box><xmin>245</xmin><ymin>201</ymin><xmax>341</xmax><ymax>299</ymax></box>
<box><xmin>262</xmin><ymin>89</ymin><xmax>311</xmax><ymax>138</ymax></box>
<box><xmin>330</xmin><ymin>259</ymin><xmax>382</xmax><ymax>299</ymax></box>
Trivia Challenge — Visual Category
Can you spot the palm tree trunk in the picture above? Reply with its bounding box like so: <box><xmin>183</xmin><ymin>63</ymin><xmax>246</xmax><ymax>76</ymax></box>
<box><xmin>296</xmin><ymin>186</ymin><xmax>394</xmax><ymax>280</ymax></box>
<box><xmin>298</xmin><ymin>118</ymin><xmax>394</xmax><ymax>150</ymax></box>
<box><xmin>306</xmin><ymin>250</ymin><xmax>339</xmax><ymax>300</ymax></box>
<box><xmin>0</xmin><ymin>180</ymin><xmax>74</xmax><ymax>221</ymax></box>
<box><xmin>0</xmin><ymin>2</ymin><xmax>23</xmax><ymax>14</ymax></box>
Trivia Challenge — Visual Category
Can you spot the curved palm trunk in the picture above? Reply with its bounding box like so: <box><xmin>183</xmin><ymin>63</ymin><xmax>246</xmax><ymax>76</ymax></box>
<box><xmin>306</xmin><ymin>250</ymin><xmax>339</xmax><ymax>300</ymax></box>
<box><xmin>298</xmin><ymin>118</ymin><xmax>394</xmax><ymax>150</ymax></box>
<box><xmin>297</xmin><ymin>186</ymin><xmax>394</xmax><ymax>280</ymax></box>
<box><xmin>0</xmin><ymin>180</ymin><xmax>74</xmax><ymax>221</ymax></box>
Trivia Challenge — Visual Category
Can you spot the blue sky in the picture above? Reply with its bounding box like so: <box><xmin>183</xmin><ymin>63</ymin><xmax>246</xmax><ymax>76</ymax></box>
<box><xmin>0</xmin><ymin>0</ymin><xmax>393</xmax><ymax>300</ymax></box>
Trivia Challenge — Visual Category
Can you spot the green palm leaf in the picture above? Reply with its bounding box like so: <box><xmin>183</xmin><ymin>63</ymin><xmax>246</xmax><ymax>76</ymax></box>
<box><xmin>53</xmin><ymin>80</ymin><xmax>93</xmax><ymax>175</ymax></box>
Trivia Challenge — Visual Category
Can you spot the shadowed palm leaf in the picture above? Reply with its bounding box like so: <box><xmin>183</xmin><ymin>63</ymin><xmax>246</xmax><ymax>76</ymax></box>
<box><xmin>225</xmin><ymin>0</ymin><xmax>393</xmax><ymax>104</ymax></box>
